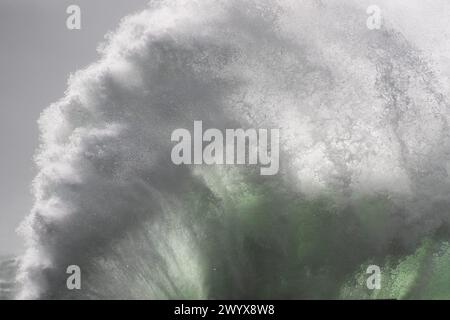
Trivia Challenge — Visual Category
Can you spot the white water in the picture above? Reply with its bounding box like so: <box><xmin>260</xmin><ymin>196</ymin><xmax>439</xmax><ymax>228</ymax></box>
<box><xmin>15</xmin><ymin>0</ymin><xmax>450</xmax><ymax>299</ymax></box>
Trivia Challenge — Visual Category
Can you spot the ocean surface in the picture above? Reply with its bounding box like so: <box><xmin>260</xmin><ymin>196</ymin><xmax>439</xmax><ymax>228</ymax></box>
<box><xmin>0</xmin><ymin>256</ymin><xmax>18</xmax><ymax>300</ymax></box>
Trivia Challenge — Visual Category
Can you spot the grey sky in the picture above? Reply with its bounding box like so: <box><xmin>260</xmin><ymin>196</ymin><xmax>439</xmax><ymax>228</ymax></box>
<box><xmin>0</xmin><ymin>0</ymin><xmax>148</xmax><ymax>255</ymax></box>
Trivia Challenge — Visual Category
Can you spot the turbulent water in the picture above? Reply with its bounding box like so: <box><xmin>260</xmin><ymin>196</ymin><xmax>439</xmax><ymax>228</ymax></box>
<box><xmin>14</xmin><ymin>0</ymin><xmax>450</xmax><ymax>299</ymax></box>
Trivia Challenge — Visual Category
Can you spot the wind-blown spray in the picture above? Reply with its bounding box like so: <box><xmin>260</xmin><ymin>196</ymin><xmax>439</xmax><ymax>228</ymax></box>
<box><xmin>17</xmin><ymin>0</ymin><xmax>450</xmax><ymax>299</ymax></box>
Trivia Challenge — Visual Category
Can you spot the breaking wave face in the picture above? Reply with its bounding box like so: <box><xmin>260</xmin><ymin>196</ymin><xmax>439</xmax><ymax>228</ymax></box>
<box><xmin>17</xmin><ymin>0</ymin><xmax>450</xmax><ymax>299</ymax></box>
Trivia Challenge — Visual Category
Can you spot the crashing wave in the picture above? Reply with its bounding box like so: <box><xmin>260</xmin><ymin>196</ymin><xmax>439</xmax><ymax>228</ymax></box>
<box><xmin>16</xmin><ymin>0</ymin><xmax>450</xmax><ymax>299</ymax></box>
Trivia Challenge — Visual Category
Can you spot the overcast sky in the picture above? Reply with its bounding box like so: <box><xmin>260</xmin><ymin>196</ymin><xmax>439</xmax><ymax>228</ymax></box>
<box><xmin>0</xmin><ymin>0</ymin><xmax>149</xmax><ymax>256</ymax></box>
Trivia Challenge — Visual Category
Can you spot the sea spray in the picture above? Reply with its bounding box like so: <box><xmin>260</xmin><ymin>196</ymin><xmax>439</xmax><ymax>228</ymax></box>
<box><xmin>16</xmin><ymin>0</ymin><xmax>450</xmax><ymax>299</ymax></box>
